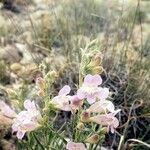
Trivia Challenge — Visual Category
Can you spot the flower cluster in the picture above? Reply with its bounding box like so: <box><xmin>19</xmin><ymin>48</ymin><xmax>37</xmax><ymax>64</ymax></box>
<box><xmin>1</xmin><ymin>73</ymin><xmax>120</xmax><ymax>149</ymax></box>
<box><xmin>50</xmin><ymin>74</ymin><xmax>120</xmax><ymax>149</ymax></box>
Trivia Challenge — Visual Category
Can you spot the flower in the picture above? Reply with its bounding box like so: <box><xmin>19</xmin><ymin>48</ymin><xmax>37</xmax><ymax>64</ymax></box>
<box><xmin>0</xmin><ymin>101</ymin><xmax>17</xmax><ymax>118</ymax></box>
<box><xmin>90</xmin><ymin>110</ymin><xmax>120</xmax><ymax>133</ymax></box>
<box><xmin>51</xmin><ymin>85</ymin><xmax>71</xmax><ymax>111</ymax></box>
<box><xmin>12</xmin><ymin>100</ymin><xmax>41</xmax><ymax>139</ymax></box>
<box><xmin>52</xmin><ymin>86</ymin><xmax>82</xmax><ymax>112</ymax></box>
<box><xmin>87</xmin><ymin>100</ymin><xmax>115</xmax><ymax>113</ymax></box>
<box><xmin>77</xmin><ymin>74</ymin><xmax>109</xmax><ymax>104</ymax></box>
<box><xmin>66</xmin><ymin>142</ymin><xmax>86</xmax><ymax>150</ymax></box>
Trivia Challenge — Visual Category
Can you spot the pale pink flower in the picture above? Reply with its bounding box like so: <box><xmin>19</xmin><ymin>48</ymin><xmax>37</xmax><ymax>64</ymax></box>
<box><xmin>12</xmin><ymin>100</ymin><xmax>41</xmax><ymax>139</ymax></box>
<box><xmin>51</xmin><ymin>85</ymin><xmax>72</xmax><ymax>111</ymax></box>
<box><xmin>87</xmin><ymin>100</ymin><xmax>115</xmax><ymax>113</ymax></box>
<box><xmin>66</xmin><ymin>142</ymin><xmax>86</xmax><ymax>150</ymax></box>
<box><xmin>90</xmin><ymin>110</ymin><xmax>120</xmax><ymax>133</ymax></box>
<box><xmin>0</xmin><ymin>101</ymin><xmax>17</xmax><ymax>118</ymax></box>
<box><xmin>77</xmin><ymin>74</ymin><xmax>109</xmax><ymax>104</ymax></box>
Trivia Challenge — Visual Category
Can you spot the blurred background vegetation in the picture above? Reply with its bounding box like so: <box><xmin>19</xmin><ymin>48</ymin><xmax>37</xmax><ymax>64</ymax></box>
<box><xmin>0</xmin><ymin>0</ymin><xmax>150</xmax><ymax>149</ymax></box>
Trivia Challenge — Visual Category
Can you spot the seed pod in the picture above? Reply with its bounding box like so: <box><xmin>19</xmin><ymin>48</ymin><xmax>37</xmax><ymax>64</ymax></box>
<box><xmin>85</xmin><ymin>134</ymin><xmax>99</xmax><ymax>144</ymax></box>
<box><xmin>76</xmin><ymin>122</ymin><xmax>84</xmax><ymax>130</ymax></box>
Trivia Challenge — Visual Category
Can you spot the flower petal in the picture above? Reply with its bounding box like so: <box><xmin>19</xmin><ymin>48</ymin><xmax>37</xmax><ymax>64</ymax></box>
<box><xmin>86</xmin><ymin>94</ymin><xmax>96</xmax><ymax>104</ymax></box>
<box><xmin>66</xmin><ymin>142</ymin><xmax>86</xmax><ymax>150</ymax></box>
<box><xmin>51</xmin><ymin>96</ymin><xmax>60</xmax><ymax>105</ymax></box>
<box><xmin>84</xmin><ymin>74</ymin><xmax>93</xmax><ymax>85</ymax></box>
<box><xmin>52</xmin><ymin>95</ymin><xmax>71</xmax><ymax>111</ymax></box>
<box><xmin>12</xmin><ymin>123</ymin><xmax>19</xmax><ymax>132</ymax></box>
<box><xmin>90</xmin><ymin>115</ymin><xmax>107</xmax><ymax>125</ymax></box>
<box><xmin>59</xmin><ymin>85</ymin><xmax>71</xmax><ymax>96</ymax></box>
<box><xmin>24</xmin><ymin>100</ymin><xmax>36</xmax><ymax>111</ymax></box>
<box><xmin>102</xmin><ymin>100</ymin><xmax>115</xmax><ymax>112</ymax></box>
<box><xmin>87</xmin><ymin>101</ymin><xmax>101</xmax><ymax>112</ymax></box>
<box><xmin>112</xmin><ymin>117</ymin><xmax>119</xmax><ymax>128</ymax></box>
<box><xmin>98</xmin><ymin>87</ymin><xmax>109</xmax><ymax>101</ymax></box>
<box><xmin>110</xmin><ymin>126</ymin><xmax>115</xmax><ymax>133</ymax></box>
<box><xmin>92</xmin><ymin>74</ymin><xmax>102</xmax><ymax>86</ymax></box>
<box><xmin>16</xmin><ymin>131</ymin><xmax>25</xmax><ymax>139</ymax></box>
<box><xmin>87</xmin><ymin>100</ymin><xmax>115</xmax><ymax>113</ymax></box>
<box><xmin>77</xmin><ymin>89</ymin><xmax>85</xmax><ymax>99</ymax></box>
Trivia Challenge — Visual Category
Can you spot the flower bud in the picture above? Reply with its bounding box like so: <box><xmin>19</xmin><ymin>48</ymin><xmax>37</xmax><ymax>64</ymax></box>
<box><xmin>46</xmin><ymin>70</ymin><xmax>58</xmax><ymax>80</ymax></box>
<box><xmin>36</xmin><ymin>77</ymin><xmax>45</xmax><ymax>90</ymax></box>
<box><xmin>76</xmin><ymin>122</ymin><xmax>84</xmax><ymax>130</ymax></box>
<box><xmin>99</xmin><ymin>127</ymin><xmax>107</xmax><ymax>134</ymax></box>
<box><xmin>80</xmin><ymin>111</ymin><xmax>90</xmax><ymax>122</ymax></box>
<box><xmin>90</xmin><ymin>53</ymin><xmax>102</xmax><ymax>66</ymax></box>
<box><xmin>85</xmin><ymin>134</ymin><xmax>99</xmax><ymax>144</ymax></box>
<box><xmin>39</xmin><ymin>63</ymin><xmax>46</xmax><ymax>74</ymax></box>
<box><xmin>92</xmin><ymin>66</ymin><xmax>103</xmax><ymax>75</ymax></box>
<box><xmin>38</xmin><ymin>90</ymin><xmax>45</xmax><ymax>97</ymax></box>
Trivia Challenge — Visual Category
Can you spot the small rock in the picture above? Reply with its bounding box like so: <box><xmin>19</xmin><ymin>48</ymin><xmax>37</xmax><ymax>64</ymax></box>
<box><xmin>15</xmin><ymin>43</ymin><xmax>33</xmax><ymax>64</ymax></box>
<box><xmin>0</xmin><ymin>45</ymin><xmax>23</xmax><ymax>63</ymax></box>
<box><xmin>10</xmin><ymin>63</ymin><xmax>22</xmax><ymax>73</ymax></box>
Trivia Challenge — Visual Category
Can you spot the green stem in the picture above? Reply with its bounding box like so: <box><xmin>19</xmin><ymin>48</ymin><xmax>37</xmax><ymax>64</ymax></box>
<box><xmin>32</xmin><ymin>133</ymin><xmax>45</xmax><ymax>150</ymax></box>
<box><xmin>89</xmin><ymin>144</ymin><xmax>94</xmax><ymax>150</ymax></box>
<box><xmin>72</xmin><ymin>113</ymin><xmax>77</xmax><ymax>141</ymax></box>
<box><xmin>49</xmin><ymin>146</ymin><xmax>58</xmax><ymax>150</ymax></box>
<box><xmin>47</xmin><ymin>125</ymin><xmax>67</xmax><ymax>144</ymax></box>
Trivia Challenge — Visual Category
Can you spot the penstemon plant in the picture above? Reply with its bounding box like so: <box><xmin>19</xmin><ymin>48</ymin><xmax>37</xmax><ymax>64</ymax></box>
<box><xmin>0</xmin><ymin>41</ymin><xmax>120</xmax><ymax>150</ymax></box>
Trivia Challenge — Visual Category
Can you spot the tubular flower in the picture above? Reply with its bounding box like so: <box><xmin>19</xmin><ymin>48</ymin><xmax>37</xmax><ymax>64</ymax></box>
<box><xmin>51</xmin><ymin>85</ymin><xmax>72</xmax><ymax>111</ymax></box>
<box><xmin>12</xmin><ymin>100</ymin><xmax>41</xmax><ymax>139</ymax></box>
<box><xmin>87</xmin><ymin>100</ymin><xmax>115</xmax><ymax>113</ymax></box>
<box><xmin>77</xmin><ymin>74</ymin><xmax>109</xmax><ymax>104</ymax></box>
<box><xmin>90</xmin><ymin>110</ymin><xmax>120</xmax><ymax>133</ymax></box>
<box><xmin>0</xmin><ymin>101</ymin><xmax>17</xmax><ymax>118</ymax></box>
<box><xmin>66</xmin><ymin>142</ymin><xmax>87</xmax><ymax>150</ymax></box>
